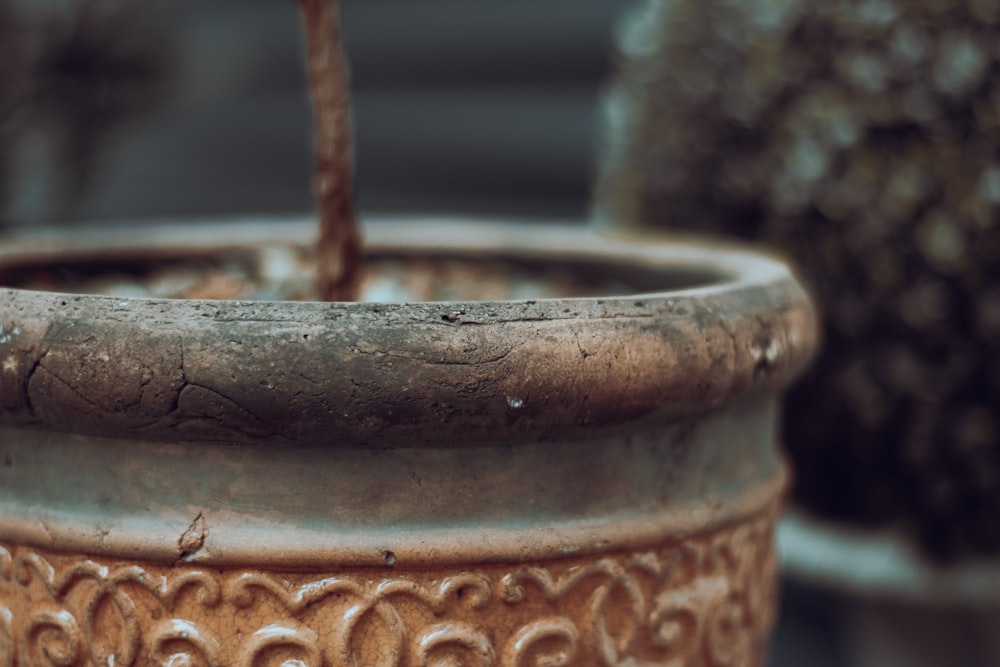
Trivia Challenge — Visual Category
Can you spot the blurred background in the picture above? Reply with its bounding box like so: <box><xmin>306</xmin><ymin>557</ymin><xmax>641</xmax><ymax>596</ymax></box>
<box><xmin>0</xmin><ymin>0</ymin><xmax>620</xmax><ymax>227</ymax></box>
<box><xmin>2</xmin><ymin>0</ymin><xmax>999</xmax><ymax>665</ymax></box>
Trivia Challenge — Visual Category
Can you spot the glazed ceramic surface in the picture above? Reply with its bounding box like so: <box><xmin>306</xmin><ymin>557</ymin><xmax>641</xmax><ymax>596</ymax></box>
<box><xmin>0</xmin><ymin>219</ymin><xmax>817</xmax><ymax>667</ymax></box>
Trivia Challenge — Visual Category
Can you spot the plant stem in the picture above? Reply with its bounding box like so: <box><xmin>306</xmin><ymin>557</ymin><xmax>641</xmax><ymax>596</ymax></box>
<box><xmin>301</xmin><ymin>0</ymin><xmax>362</xmax><ymax>301</ymax></box>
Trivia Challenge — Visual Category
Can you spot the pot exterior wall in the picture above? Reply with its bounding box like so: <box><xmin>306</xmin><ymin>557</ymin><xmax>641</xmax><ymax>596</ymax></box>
<box><xmin>0</xmin><ymin>507</ymin><xmax>778</xmax><ymax>667</ymax></box>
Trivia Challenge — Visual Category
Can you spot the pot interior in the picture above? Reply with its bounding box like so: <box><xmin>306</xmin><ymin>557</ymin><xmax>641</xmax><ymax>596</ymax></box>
<box><xmin>0</xmin><ymin>242</ymin><xmax>728</xmax><ymax>302</ymax></box>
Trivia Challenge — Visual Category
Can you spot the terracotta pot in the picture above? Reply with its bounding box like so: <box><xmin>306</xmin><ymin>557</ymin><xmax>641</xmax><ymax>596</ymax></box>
<box><xmin>0</xmin><ymin>218</ymin><xmax>817</xmax><ymax>667</ymax></box>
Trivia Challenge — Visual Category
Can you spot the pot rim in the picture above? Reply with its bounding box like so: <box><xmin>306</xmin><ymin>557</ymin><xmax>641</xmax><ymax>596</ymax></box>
<box><xmin>0</xmin><ymin>216</ymin><xmax>819</xmax><ymax>447</ymax></box>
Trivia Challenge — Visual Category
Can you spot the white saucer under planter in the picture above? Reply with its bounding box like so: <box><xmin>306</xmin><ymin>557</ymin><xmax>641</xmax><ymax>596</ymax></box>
<box><xmin>780</xmin><ymin>510</ymin><xmax>1000</xmax><ymax>667</ymax></box>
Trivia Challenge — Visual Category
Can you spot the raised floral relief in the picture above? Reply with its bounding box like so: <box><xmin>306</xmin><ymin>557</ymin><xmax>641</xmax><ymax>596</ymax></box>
<box><xmin>0</xmin><ymin>507</ymin><xmax>776</xmax><ymax>667</ymax></box>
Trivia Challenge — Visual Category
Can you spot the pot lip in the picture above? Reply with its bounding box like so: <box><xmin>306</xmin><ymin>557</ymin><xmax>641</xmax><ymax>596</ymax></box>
<box><xmin>0</xmin><ymin>216</ymin><xmax>819</xmax><ymax>447</ymax></box>
<box><xmin>779</xmin><ymin>509</ymin><xmax>1000</xmax><ymax>607</ymax></box>
<box><xmin>0</xmin><ymin>215</ymin><xmax>797</xmax><ymax>304</ymax></box>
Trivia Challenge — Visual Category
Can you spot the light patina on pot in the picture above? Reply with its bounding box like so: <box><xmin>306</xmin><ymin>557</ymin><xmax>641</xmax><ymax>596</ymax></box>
<box><xmin>0</xmin><ymin>219</ymin><xmax>817</xmax><ymax>667</ymax></box>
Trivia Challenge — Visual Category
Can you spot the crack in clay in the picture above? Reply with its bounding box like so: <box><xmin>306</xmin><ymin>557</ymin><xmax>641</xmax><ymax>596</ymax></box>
<box><xmin>178</xmin><ymin>337</ymin><xmax>188</xmax><ymax>384</ymax></box>
<box><xmin>164</xmin><ymin>338</ymin><xmax>187</xmax><ymax>416</ymax></box>
<box><xmin>179</xmin><ymin>382</ymin><xmax>270</xmax><ymax>425</ymax></box>
<box><xmin>23</xmin><ymin>350</ymin><xmax>48</xmax><ymax>418</ymax></box>
<box><xmin>177</xmin><ymin>512</ymin><xmax>207</xmax><ymax>561</ymax></box>
<box><xmin>130</xmin><ymin>356</ymin><xmax>157</xmax><ymax>408</ymax></box>
<box><xmin>354</xmin><ymin>343</ymin><xmax>519</xmax><ymax>367</ymax></box>
<box><xmin>33</xmin><ymin>362</ymin><xmax>106</xmax><ymax>413</ymax></box>
<box><xmin>171</xmin><ymin>337</ymin><xmax>271</xmax><ymax>428</ymax></box>
<box><xmin>429</xmin><ymin>312</ymin><xmax>658</xmax><ymax>327</ymax></box>
<box><xmin>574</xmin><ymin>332</ymin><xmax>595</xmax><ymax>360</ymax></box>
<box><xmin>37</xmin><ymin>520</ymin><xmax>55</xmax><ymax>544</ymax></box>
<box><xmin>210</xmin><ymin>317</ymin><xmax>308</xmax><ymax>324</ymax></box>
<box><xmin>424</xmin><ymin>344</ymin><xmax>519</xmax><ymax>367</ymax></box>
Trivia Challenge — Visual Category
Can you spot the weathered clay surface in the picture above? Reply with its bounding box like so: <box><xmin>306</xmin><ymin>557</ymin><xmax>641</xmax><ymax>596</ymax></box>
<box><xmin>0</xmin><ymin>219</ymin><xmax>818</xmax><ymax>666</ymax></box>
<box><xmin>0</xmin><ymin>220</ymin><xmax>816</xmax><ymax>448</ymax></box>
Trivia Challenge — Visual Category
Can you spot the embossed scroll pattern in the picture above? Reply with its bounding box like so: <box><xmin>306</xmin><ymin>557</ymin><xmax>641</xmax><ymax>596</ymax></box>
<box><xmin>0</xmin><ymin>508</ymin><xmax>777</xmax><ymax>667</ymax></box>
